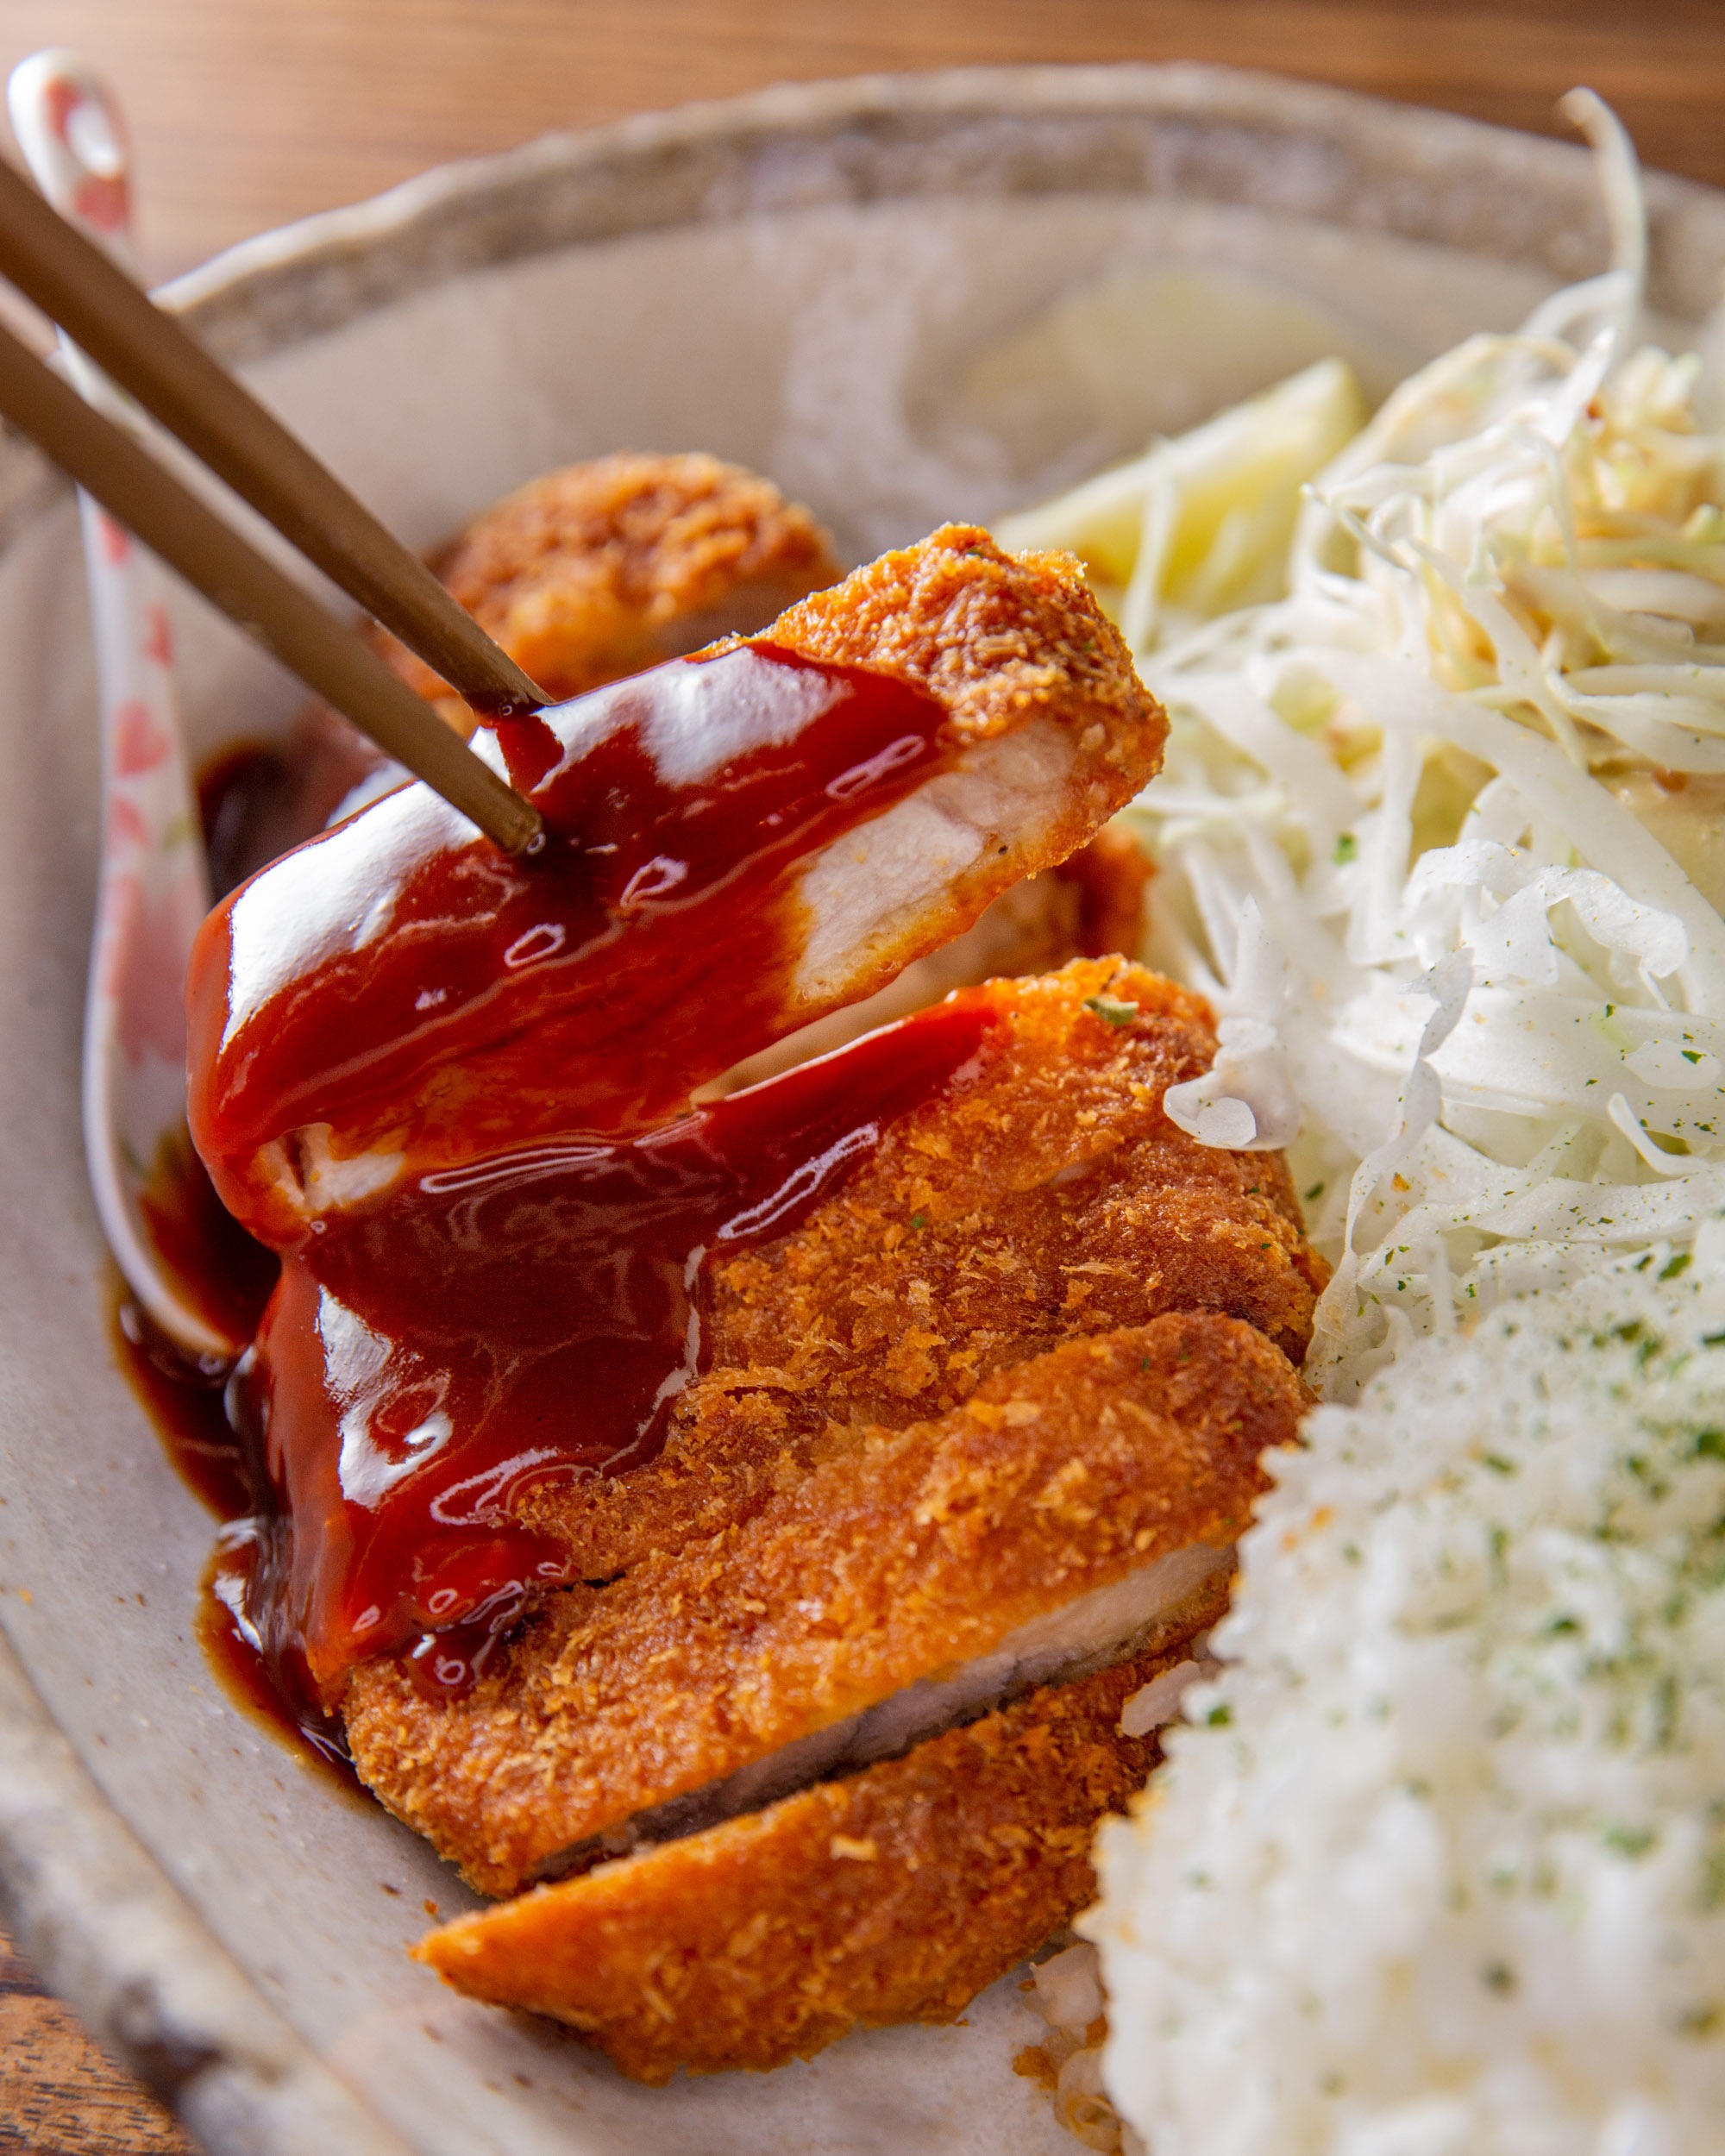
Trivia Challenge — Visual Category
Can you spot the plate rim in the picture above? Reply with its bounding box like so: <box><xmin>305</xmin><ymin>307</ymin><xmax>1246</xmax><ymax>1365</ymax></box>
<box><xmin>158</xmin><ymin>58</ymin><xmax>1723</xmax><ymax>353</ymax></box>
<box><xmin>3</xmin><ymin>61</ymin><xmax>1722</xmax><ymax>554</ymax></box>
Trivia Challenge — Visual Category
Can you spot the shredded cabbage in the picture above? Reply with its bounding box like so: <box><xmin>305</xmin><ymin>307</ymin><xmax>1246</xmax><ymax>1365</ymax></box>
<box><xmin>999</xmin><ymin>91</ymin><xmax>1725</xmax><ymax>1399</ymax></box>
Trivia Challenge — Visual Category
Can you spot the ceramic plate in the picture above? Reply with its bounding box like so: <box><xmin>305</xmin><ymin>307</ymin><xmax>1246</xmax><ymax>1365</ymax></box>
<box><xmin>2</xmin><ymin>62</ymin><xmax>1722</xmax><ymax>2156</ymax></box>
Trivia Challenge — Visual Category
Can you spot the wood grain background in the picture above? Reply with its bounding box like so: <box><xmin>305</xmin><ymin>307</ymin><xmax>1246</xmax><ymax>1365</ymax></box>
<box><xmin>0</xmin><ymin>0</ymin><xmax>1718</xmax><ymax>281</ymax></box>
<box><xmin>0</xmin><ymin>2</ymin><xmax>1718</xmax><ymax>2149</ymax></box>
<box><xmin>0</xmin><ymin>1917</ymin><xmax>191</xmax><ymax>2153</ymax></box>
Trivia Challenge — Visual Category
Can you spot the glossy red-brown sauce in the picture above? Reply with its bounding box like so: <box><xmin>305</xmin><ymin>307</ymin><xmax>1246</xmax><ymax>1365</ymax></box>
<box><xmin>188</xmin><ymin>643</ymin><xmax>961</xmax><ymax>1221</ymax></box>
<box><xmin>154</xmin><ymin>642</ymin><xmax>994</xmax><ymax>1744</ymax></box>
<box><xmin>115</xmin><ymin>1287</ymin><xmax>252</xmax><ymax>1519</ymax></box>
<box><xmin>110</xmin><ymin>1282</ymin><xmax>352</xmax><ymax>1777</ymax></box>
<box><xmin>133</xmin><ymin>1126</ymin><xmax>278</xmax><ymax>1357</ymax></box>
<box><xmin>229</xmin><ymin>997</ymin><xmax>989</xmax><ymax>1718</ymax></box>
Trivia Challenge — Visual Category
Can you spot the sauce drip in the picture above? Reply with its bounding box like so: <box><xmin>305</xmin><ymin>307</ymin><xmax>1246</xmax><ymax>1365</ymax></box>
<box><xmin>112</xmin><ymin>1262</ymin><xmax>360</xmax><ymax>1777</ymax></box>
<box><xmin>134</xmin><ymin>1125</ymin><xmax>278</xmax><ymax>1357</ymax></box>
<box><xmin>189</xmin><ymin>643</ymin><xmax>962</xmax><ymax>1225</ymax></box>
<box><xmin>174</xmin><ymin>642</ymin><xmax>997</xmax><ymax>1729</ymax></box>
<box><xmin>231</xmin><ymin>998</ymin><xmax>990</xmax><ymax>1714</ymax></box>
<box><xmin>115</xmin><ymin>1285</ymin><xmax>252</xmax><ymax>1520</ymax></box>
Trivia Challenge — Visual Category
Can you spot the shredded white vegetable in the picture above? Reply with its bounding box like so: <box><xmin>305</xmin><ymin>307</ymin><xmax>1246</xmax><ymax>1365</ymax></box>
<box><xmin>1000</xmin><ymin>95</ymin><xmax>1725</xmax><ymax>1398</ymax></box>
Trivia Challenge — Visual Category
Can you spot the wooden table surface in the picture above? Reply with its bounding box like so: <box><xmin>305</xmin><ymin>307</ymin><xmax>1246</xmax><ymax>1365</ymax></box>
<box><xmin>0</xmin><ymin>0</ymin><xmax>1718</xmax><ymax>284</ymax></box>
<box><xmin>0</xmin><ymin>2</ymin><xmax>1719</xmax><ymax>2150</ymax></box>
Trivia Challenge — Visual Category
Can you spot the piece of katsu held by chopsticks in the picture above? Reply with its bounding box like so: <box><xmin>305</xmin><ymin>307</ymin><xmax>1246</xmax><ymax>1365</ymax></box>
<box><xmin>359</xmin><ymin>449</ymin><xmax>1154</xmax><ymax>1088</ymax></box>
<box><xmin>188</xmin><ymin>523</ymin><xmax>1162</xmax><ymax>1244</ymax></box>
<box><xmin>413</xmin><ymin>1645</ymin><xmax>1182</xmax><ymax>2081</ymax></box>
<box><xmin>301</xmin><ymin>452</ymin><xmax>1148</xmax><ymax>1029</ymax></box>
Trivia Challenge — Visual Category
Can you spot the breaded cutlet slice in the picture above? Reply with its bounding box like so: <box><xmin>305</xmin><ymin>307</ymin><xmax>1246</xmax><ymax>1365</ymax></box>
<box><xmin>196</xmin><ymin>530</ymin><xmax>1167</xmax><ymax>1230</ymax></box>
<box><xmin>379</xmin><ymin>451</ymin><xmax>841</xmax><ymax>715</ymax></box>
<box><xmin>413</xmin><ymin>1645</ymin><xmax>1179</xmax><ymax>2081</ymax></box>
<box><xmin>343</xmin><ymin>1313</ymin><xmax>1305</xmax><ymax>1896</ymax></box>
<box><xmin>352</xmin><ymin>453</ymin><xmax>1151</xmax><ymax>1102</ymax></box>
<box><xmin>741</xmin><ymin>524</ymin><xmax>1161</xmax><ymax>1024</ymax></box>
<box><xmin>513</xmin><ymin>958</ymin><xmax>1326</xmax><ymax>1585</ymax></box>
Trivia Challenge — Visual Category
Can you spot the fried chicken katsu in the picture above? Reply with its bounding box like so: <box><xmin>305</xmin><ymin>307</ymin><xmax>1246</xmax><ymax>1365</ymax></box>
<box><xmin>351</xmin><ymin>1311</ymin><xmax>1303</xmax><ymax>1896</ymax></box>
<box><xmin>183</xmin><ymin>514</ymin><xmax>1325</xmax><ymax>2083</ymax></box>
<box><xmin>414</xmin><ymin>1645</ymin><xmax>1188</xmax><ymax>2082</ymax></box>
<box><xmin>190</xmin><ymin>524</ymin><xmax>1161</xmax><ymax>1234</ymax></box>
<box><xmin>504</xmin><ymin>959</ymin><xmax>1319</xmax><ymax>1593</ymax></box>
<box><xmin>378</xmin><ymin>451</ymin><xmax>842</xmax><ymax>718</ymax></box>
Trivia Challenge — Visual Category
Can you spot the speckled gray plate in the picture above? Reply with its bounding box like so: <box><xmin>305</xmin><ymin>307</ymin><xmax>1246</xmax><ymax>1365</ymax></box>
<box><xmin>2</xmin><ymin>63</ymin><xmax>1722</xmax><ymax>2156</ymax></box>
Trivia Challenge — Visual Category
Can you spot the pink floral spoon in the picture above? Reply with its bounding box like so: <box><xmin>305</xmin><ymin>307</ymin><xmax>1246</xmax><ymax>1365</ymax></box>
<box><xmin>9</xmin><ymin>50</ymin><xmax>248</xmax><ymax>1362</ymax></box>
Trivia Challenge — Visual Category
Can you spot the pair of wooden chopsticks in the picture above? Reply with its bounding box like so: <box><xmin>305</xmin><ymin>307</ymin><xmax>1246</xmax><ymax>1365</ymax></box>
<box><xmin>0</xmin><ymin>153</ymin><xmax>545</xmax><ymax>856</ymax></box>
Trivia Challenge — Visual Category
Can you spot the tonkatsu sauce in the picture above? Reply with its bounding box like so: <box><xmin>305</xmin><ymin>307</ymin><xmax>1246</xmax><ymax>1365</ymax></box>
<box><xmin>113</xmin><ymin>1282</ymin><xmax>251</xmax><ymax>1520</ymax></box>
<box><xmin>188</xmin><ymin>642</ymin><xmax>967</xmax><ymax>1217</ymax></box>
<box><xmin>232</xmin><ymin>998</ymin><xmax>990</xmax><ymax>1716</ymax></box>
<box><xmin>132</xmin><ymin>1125</ymin><xmax>278</xmax><ymax>1358</ymax></box>
<box><xmin>110</xmin><ymin>1265</ymin><xmax>357</xmax><ymax>1778</ymax></box>
<box><xmin>166</xmin><ymin>641</ymin><xmax>998</xmax><ymax>1735</ymax></box>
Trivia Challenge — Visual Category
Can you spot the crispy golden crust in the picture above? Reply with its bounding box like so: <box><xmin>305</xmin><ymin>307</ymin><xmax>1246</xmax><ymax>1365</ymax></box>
<box><xmin>518</xmin><ymin>959</ymin><xmax>1324</xmax><ymax>1584</ymax></box>
<box><xmin>344</xmin><ymin>1312</ymin><xmax>1303</xmax><ymax>1896</ymax></box>
<box><xmin>747</xmin><ymin>529</ymin><xmax>1165</xmax><ymax>1025</ymax></box>
<box><xmin>705</xmin><ymin>963</ymin><xmax>1319</xmax><ymax>1388</ymax></box>
<box><xmin>756</xmin><ymin>523</ymin><xmax>1147</xmax><ymax>751</ymax></box>
<box><xmin>413</xmin><ymin>1647</ymin><xmax>1177</xmax><ymax>2080</ymax></box>
<box><xmin>381</xmin><ymin>452</ymin><xmax>839</xmax><ymax>710</ymax></box>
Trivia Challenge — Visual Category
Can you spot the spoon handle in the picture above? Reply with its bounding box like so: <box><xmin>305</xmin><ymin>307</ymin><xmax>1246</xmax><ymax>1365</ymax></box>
<box><xmin>9</xmin><ymin>50</ymin><xmax>231</xmax><ymax>1359</ymax></box>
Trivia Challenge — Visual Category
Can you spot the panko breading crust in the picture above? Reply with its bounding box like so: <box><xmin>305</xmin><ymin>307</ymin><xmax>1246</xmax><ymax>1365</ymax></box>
<box><xmin>412</xmin><ymin>1645</ymin><xmax>1183</xmax><ymax>2081</ymax></box>
<box><xmin>380</xmin><ymin>451</ymin><xmax>839</xmax><ymax>712</ymax></box>
<box><xmin>518</xmin><ymin>958</ymin><xmax>1323</xmax><ymax>1585</ymax></box>
<box><xmin>750</xmin><ymin>523</ymin><xmax>1147</xmax><ymax>743</ymax></box>
<box><xmin>344</xmin><ymin>1312</ymin><xmax>1307</xmax><ymax>1896</ymax></box>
